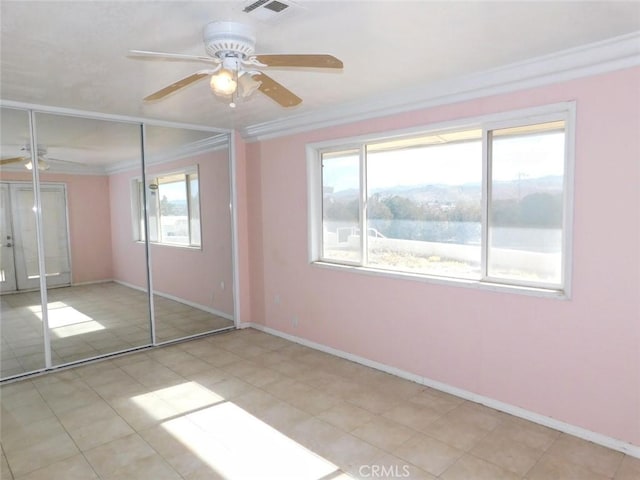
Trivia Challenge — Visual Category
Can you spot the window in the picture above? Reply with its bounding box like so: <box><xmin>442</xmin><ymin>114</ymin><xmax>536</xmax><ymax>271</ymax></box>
<box><xmin>133</xmin><ymin>167</ymin><xmax>201</xmax><ymax>247</ymax></box>
<box><xmin>309</xmin><ymin>104</ymin><xmax>574</xmax><ymax>295</ymax></box>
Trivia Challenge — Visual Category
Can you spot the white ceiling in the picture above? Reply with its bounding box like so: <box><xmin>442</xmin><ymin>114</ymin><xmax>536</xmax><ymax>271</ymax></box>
<box><xmin>1</xmin><ymin>1</ymin><xmax>639</xmax><ymax>135</ymax></box>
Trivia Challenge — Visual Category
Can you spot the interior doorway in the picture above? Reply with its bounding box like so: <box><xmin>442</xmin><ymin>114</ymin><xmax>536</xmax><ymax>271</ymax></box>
<box><xmin>0</xmin><ymin>182</ymin><xmax>71</xmax><ymax>293</ymax></box>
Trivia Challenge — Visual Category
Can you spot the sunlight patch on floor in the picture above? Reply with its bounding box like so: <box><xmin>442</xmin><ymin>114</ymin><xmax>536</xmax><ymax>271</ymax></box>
<box><xmin>132</xmin><ymin>381</ymin><xmax>341</xmax><ymax>479</ymax></box>
<box><xmin>30</xmin><ymin>301</ymin><xmax>106</xmax><ymax>338</ymax></box>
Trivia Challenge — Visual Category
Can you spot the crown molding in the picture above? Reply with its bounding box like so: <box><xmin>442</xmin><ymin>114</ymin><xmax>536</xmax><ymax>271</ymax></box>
<box><xmin>105</xmin><ymin>134</ymin><xmax>230</xmax><ymax>175</ymax></box>
<box><xmin>240</xmin><ymin>31</ymin><xmax>640</xmax><ymax>142</ymax></box>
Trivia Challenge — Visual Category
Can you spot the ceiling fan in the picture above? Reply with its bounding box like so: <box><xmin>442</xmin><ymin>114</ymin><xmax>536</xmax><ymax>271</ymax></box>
<box><xmin>0</xmin><ymin>146</ymin><xmax>82</xmax><ymax>171</ymax></box>
<box><xmin>129</xmin><ymin>21</ymin><xmax>343</xmax><ymax>108</ymax></box>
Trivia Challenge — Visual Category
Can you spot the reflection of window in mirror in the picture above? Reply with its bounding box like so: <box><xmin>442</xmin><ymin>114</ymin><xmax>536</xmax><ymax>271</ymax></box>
<box><xmin>132</xmin><ymin>166</ymin><xmax>201</xmax><ymax>247</ymax></box>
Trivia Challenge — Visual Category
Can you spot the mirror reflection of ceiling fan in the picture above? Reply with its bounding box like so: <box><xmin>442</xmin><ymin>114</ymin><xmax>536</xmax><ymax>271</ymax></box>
<box><xmin>0</xmin><ymin>145</ymin><xmax>84</xmax><ymax>171</ymax></box>
<box><xmin>129</xmin><ymin>21</ymin><xmax>343</xmax><ymax>108</ymax></box>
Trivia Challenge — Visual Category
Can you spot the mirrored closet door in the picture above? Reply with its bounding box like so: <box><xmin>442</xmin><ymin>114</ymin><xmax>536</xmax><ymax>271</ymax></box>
<box><xmin>144</xmin><ymin>125</ymin><xmax>235</xmax><ymax>343</ymax></box>
<box><xmin>0</xmin><ymin>105</ymin><xmax>235</xmax><ymax>381</ymax></box>
<box><xmin>33</xmin><ymin>112</ymin><xmax>153</xmax><ymax>366</ymax></box>
<box><xmin>0</xmin><ymin>107</ymin><xmax>47</xmax><ymax>377</ymax></box>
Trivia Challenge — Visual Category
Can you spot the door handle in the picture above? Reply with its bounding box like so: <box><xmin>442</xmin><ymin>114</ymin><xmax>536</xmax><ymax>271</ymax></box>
<box><xmin>5</xmin><ymin>243</ymin><xmax>12</xmax><ymax>247</ymax></box>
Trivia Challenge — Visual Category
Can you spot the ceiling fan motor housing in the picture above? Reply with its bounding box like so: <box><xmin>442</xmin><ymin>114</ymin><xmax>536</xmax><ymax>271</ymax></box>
<box><xmin>203</xmin><ymin>21</ymin><xmax>256</xmax><ymax>59</ymax></box>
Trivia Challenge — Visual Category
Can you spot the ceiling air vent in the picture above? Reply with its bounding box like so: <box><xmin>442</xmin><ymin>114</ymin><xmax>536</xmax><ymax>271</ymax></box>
<box><xmin>242</xmin><ymin>0</ymin><xmax>303</xmax><ymax>23</ymax></box>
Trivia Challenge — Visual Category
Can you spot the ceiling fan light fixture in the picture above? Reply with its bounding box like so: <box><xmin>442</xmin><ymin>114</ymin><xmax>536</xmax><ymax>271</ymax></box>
<box><xmin>210</xmin><ymin>68</ymin><xmax>237</xmax><ymax>96</ymax></box>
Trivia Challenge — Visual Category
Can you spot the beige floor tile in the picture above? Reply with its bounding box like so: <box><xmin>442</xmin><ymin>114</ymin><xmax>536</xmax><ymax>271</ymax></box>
<box><xmin>490</xmin><ymin>415</ymin><xmax>560</xmax><ymax>451</ymax></box>
<box><xmin>68</xmin><ymin>415</ymin><xmax>135</xmax><ymax>451</ymax></box>
<box><xmin>1</xmin><ymin>450</ymin><xmax>14</xmax><ymax>480</ymax></box>
<box><xmin>316</xmin><ymin>401</ymin><xmax>375</xmax><ymax>433</ymax></box>
<box><xmin>346</xmin><ymin>452</ymin><xmax>437</xmax><ymax>480</ymax></box>
<box><xmin>258</xmin><ymin>400</ymin><xmax>312</xmax><ymax>434</ymax></box>
<box><xmin>287</xmin><ymin>416</ymin><xmax>348</xmax><ymax>452</ymax></box>
<box><xmin>109</xmin><ymin>394</ymin><xmax>177</xmax><ymax>430</ymax></box>
<box><xmin>527</xmin><ymin>451</ymin><xmax>612</xmax><ymax>480</ymax></box>
<box><xmin>359</xmin><ymin>371</ymin><xmax>426</xmax><ymax>400</ymax></box>
<box><xmin>2</xmin><ymin>328</ymin><xmax>635</xmax><ymax>480</ymax></box>
<box><xmin>470</xmin><ymin>429</ymin><xmax>545</xmax><ymax>476</ymax></box>
<box><xmin>314</xmin><ymin>431</ymin><xmax>385</xmax><ymax>471</ymax></box>
<box><xmin>615</xmin><ymin>455</ymin><xmax>640</xmax><ymax>480</ymax></box>
<box><xmin>1</xmin><ymin>416</ymin><xmax>67</xmax><ymax>453</ymax></box>
<box><xmin>151</xmin><ymin>380</ymin><xmax>225</xmax><ymax>414</ymax></box>
<box><xmin>445</xmin><ymin>402</ymin><xmax>503</xmax><ymax>431</ymax></box>
<box><xmin>56</xmin><ymin>400</ymin><xmax>117</xmax><ymax>431</ymax></box>
<box><xmin>351</xmin><ymin>415</ymin><xmax>416</xmax><ymax>452</ymax></box>
<box><xmin>0</xmin><ymin>398</ymin><xmax>55</xmax><ymax>426</ymax></box>
<box><xmin>102</xmin><ymin>453</ymin><xmax>182</xmax><ymax>480</ymax></box>
<box><xmin>440</xmin><ymin>454</ymin><xmax>520</xmax><ymax>480</ymax></box>
<box><xmin>83</xmin><ymin>433</ymin><xmax>158</xmax><ymax>478</ymax></box>
<box><xmin>181</xmin><ymin>464</ymin><xmax>228</xmax><ymax>480</ymax></box>
<box><xmin>382</xmin><ymin>401</ymin><xmax>443</xmax><ymax>434</ymax></box>
<box><xmin>202</xmin><ymin>376</ymin><xmax>253</xmax><ymax>399</ymax></box>
<box><xmin>421</xmin><ymin>414</ymin><xmax>492</xmax><ymax>451</ymax></box>
<box><xmin>268</xmin><ymin>379</ymin><xmax>340</xmax><ymax>415</ymax></box>
<box><xmin>545</xmin><ymin>433</ymin><xmax>625</xmax><ymax>477</ymax></box>
<box><xmin>138</xmin><ymin>421</ymin><xmax>210</xmax><ymax>476</ymax></box>
<box><xmin>89</xmin><ymin>375</ymin><xmax>147</xmax><ymax>400</ymax></box>
<box><xmin>235</xmin><ymin>364</ymin><xmax>285</xmax><ymax>388</ymax></box>
<box><xmin>78</xmin><ymin>365</ymin><xmax>135</xmax><ymax>389</ymax></box>
<box><xmin>231</xmin><ymin>388</ymin><xmax>281</xmax><ymax>417</ymax></box>
<box><xmin>13</xmin><ymin>454</ymin><xmax>98</xmax><ymax>480</ymax></box>
<box><xmin>392</xmin><ymin>432</ymin><xmax>464</xmax><ymax>476</ymax></box>
<box><xmin>4</xmin><ymin>431</ymin><xmax>79</xmax><ymax>477</ymax></box>
<box><xmin>345</xmin><ymin>386</ymin><xmax>401</xmax><ymax>415</ymax></box>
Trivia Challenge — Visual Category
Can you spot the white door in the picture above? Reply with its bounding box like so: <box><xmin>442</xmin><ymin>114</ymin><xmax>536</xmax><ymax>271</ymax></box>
<box><xmin>0</xmin><ymin>184</ymin><xmax>17</xmax><ymax>292</ymax></box>
<box><xmin>1</xmin><ymin>182</ymin><xmax>71</xmax><ymax>292</ymax></box>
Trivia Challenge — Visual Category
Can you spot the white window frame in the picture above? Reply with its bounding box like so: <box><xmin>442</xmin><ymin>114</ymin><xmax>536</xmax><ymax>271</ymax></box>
<box><xmin>132</xmin><ymin>165</ymin><xmax>202</xmax><ymax>249</ymax></box>
<box><xmin>307</xmin><ymin>102</ymin><xmax>575</xmax><ymax>298</ymax></box>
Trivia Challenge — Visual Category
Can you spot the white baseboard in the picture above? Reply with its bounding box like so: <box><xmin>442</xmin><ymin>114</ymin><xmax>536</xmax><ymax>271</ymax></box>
<box><xmin>71</xmin><ymin>279</ymin><xmax>114</xmax><ymax>286</ymax></box>
<box><xmin>242</xmin><ymin>322</ymin><xmax>640</xmax><ymax>459</ymax></box>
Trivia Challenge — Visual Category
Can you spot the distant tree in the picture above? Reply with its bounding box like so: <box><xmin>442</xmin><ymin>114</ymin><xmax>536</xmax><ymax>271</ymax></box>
<box><xmin>382</xmin><ymin>195</ymin><xmax>422</xmax><ymax>220</ymax></box>
<box><xmin>324</xmin><ymin>197</ymin><xmax>359</xmax><ymax>221</ymax></box>
<box><xmin>368</xmin><ymin>194</ymin><xmax>393</xmax><ymax>220</ymax></box>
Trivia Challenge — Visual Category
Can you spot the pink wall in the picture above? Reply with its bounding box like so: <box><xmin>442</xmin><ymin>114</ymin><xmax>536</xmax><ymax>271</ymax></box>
<box><xmin>0</xmin><ymin>171</ymin><xmax>113</xmax><ymax>284</ymax></box>
<box><xmin>244</xmin><ymin>67</ymin><xmax>640</xmax><ymax>447</ymax></box>
<box><xmin>109</xmin><ymin>148</ymin><xmax>234</xmax><ymax>316</ymax></box>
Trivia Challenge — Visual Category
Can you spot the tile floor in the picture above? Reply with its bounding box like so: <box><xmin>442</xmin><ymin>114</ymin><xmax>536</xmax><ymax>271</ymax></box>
<box><xmin>1</xmin><ymin>282</ymin><xmax>234</xmax><ymax>378</ymax></box>
<box><xmin>1</xmin><ymin>328</ymin><xmax>638</xmax><ymax>479</ymax></box>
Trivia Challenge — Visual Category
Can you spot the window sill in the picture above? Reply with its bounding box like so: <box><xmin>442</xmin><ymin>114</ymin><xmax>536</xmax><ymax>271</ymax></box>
<box><xmin>310</xmin><ymin>261</ymin><xmax>569</xmax><ymax>300</ymax></box>
<box><xmin>135</xmin><ymin>241</ymin><xmax>202</xmax><ymax>251</ymax></box>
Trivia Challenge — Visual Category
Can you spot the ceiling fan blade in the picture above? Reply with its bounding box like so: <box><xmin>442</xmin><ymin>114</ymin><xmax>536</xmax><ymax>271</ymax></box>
<box><xmin>254</xmin><ymin>73</ymin><xmax>302</xmax><ymax>108</ymax></box>
<box><xmin>255</xmin><ymin>54</ymin><xmax>343</xmax><ymax>69</ymax></box>
<box><xmin>144</xmin><ymin>71</ymin><xmax>214</xmax><ymax>102</ymax></box>
<box><xmin>0</xmin><ymin>157</ymin><xmax>25</xmax><ymax>166</ymax></box>
<box><xmin>129</xmin><ymin>49</ymin><xmax>217</xmax><ymax>64</ymax></box>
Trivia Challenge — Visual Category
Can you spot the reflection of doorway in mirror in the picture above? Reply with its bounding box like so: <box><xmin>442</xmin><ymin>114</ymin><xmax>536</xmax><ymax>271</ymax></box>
<box><xmin>0</xmin><ymin>181</ymin><xmax>71</xmax><ymax>293</ymax></box>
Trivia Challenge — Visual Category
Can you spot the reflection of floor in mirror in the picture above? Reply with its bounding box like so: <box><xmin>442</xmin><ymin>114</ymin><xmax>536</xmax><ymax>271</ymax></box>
<box><xmin>0</xmin><ymin>282</ymin><xmax>234</xmax><ymax>378</ymax></box>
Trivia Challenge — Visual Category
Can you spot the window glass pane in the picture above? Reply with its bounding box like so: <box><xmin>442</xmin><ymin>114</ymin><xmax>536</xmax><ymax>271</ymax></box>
<box><xmin>488</xmin><ymin>121</ymin><xmax>565</xmax><ymax>284</ymax></box>
<box><xmin>189</xmin><ymin>174</ymin><xmax>201</xmax><ymax>246</ymax></box>
<box><xmin>321</xmin><ymin>150</ymin><xmax>361</xmax><ymax>263</ymax></box>
<box><xmin>366</xmin><ymin>130</ymin><xmax>482</xmax><ymax>278</ymax></box>
<box><xmin>158</xmin><ymin>175</ymin><xmax>189</xmax><ymax>245</ymax></box>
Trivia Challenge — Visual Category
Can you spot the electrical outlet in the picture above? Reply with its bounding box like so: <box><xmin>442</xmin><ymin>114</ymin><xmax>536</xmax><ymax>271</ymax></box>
<box><xmin>220</xmin><ymin>281</ymin><xmax>225</xmax><ymax>290</ymax></box>
<box><xmin>292</xmin><ymin>316</ymin><xmax>299</xmax><ymax>328</ymax></box>
<box><xmin>274</xmin><ymin>295</ymin><xmax>281</xmax><ymax>305</ymax></box>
